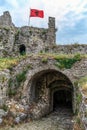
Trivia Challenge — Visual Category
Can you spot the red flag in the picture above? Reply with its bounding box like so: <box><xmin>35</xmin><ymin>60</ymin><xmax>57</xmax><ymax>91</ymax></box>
<box><xmin>30</xmin><ymin>9</ymin><xmax>44</xmax><ymax>18</ymax></box>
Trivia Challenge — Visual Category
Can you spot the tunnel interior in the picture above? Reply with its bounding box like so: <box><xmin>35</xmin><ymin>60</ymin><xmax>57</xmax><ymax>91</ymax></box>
<box><xmin>53</xmin><ymin>89</ymin><xmax>72</xmax><ymax>110</ymax></box>
<box><xmin>30</xmin><ymin>69</ymin><xmax>73</xmax><ymax>114</ymax></box>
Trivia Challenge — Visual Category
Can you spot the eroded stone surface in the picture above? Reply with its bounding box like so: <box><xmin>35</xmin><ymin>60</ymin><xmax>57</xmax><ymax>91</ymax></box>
<box><xmin>0</xmin><ymin>11</ymin><xmax>87</xmax><ymax>129</ymax></box>
<box><xmin>0</xmin><ymin>107</ymin><xmax>74</xmax><ymax>130</ymax></box>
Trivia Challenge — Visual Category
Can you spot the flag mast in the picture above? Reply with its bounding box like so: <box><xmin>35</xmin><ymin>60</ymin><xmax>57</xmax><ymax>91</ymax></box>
<box><xmin>28</xmin><ymin>8</ymin><xmax>31</xmax><ymax>26</ymax></box>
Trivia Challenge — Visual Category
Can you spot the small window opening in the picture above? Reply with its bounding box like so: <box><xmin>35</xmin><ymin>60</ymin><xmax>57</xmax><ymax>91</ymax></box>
<box><xmin>19</xmin><ymin>44</ymin><xmax>26</xmax><ymax>55</ymax></box>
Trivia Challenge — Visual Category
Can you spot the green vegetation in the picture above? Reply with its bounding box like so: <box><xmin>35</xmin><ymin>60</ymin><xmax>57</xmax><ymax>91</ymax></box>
<box><xmin>41</xmin><ymin>57</ymin><xmax>48</xmax><ymax>63</ymax></box>
<box><xmin>0</xmin><ymin>57</ymin><xmax>19</xmax><ymax>70</ymax></box>
<box><xmin>7</xmin><ymin>67</ymin><xmax>29</xmax><ymax>97</ymax></box>
<box><xmin>76</xmin><ymin>93</ymin><xmax>82</xmax><ymax>106</ymax></box>
<box><xmin>16</xmin><ymin>69</ymin><xmax>27</xmax><ymax>85</ymax></box>
<box><xmin>15</xmin><ymin>29</ymin><xmax>20</xmax><ymax>41</ymax></box>
<box><xmin>8</xmin><ymin>88</ymin><xmax>17</xmax><ymax>97</ymax></box>
<box><xmin>0</xmin><ymin>55</ymin><xmax>29</xmax><ymax>70</ymax></box>
<box><xmin>74</xmin><ymin>76</ymin><xmax>87</xmax><ymax>116</ymax></box>
<box><xmin>55</xmin><ymin>54</ymin><xmax>81</xmax><ymax>69</ymax></box>
<box><xmin>78</xmin><ymin>76</ymin><xmax>87</xmax><ymax>86</ymax></box>
<box><xmin>77</xmin><ymin>76</ymin><xmax>87</xmax><ymax>96</ymax></box>
<box><xmin>0</xmin><ymin>35</ymin><xmax>3</xmax><ymax>42</ymax></box>
<box><xmin>8</xmin><ymin>78</ymin><xmax>13</xmax><ymax>88</ymax></box>
<box><xmin>76</xmin><ymin>116</ymin><xmax>80</xmax><ymax>124</ymax></box>
<box><xmin>0</xmin><ymin>53</ymin><xmax>87</xmax><ymax>70</ymax></box>
<box><xmin>20</xmin><ymin>51</ymin><xmax>26</xmax><ymax>56</ymax></box>
<box><xmin>29</xmin><ymin>30</ymin><xmax>32</xmax><ymax>35</ymax></box>
<box><xmin>41</xmin><ymin>29</ymin><xmax>47</xmax><ymax>35</ymax></box>
<box><xmin>8</xmin><ymin>78</ymin><xmax>17</xmax><ymax>97</ymax></box>
<box><xmin>3</xmin><ymin>27</ymin><xmax>10</xmax><ymax>32</ymax></box>
<box><xmin>1</xmin><ymin>104</ymin><xmax>8</xmax><ymax>112</ymax></box>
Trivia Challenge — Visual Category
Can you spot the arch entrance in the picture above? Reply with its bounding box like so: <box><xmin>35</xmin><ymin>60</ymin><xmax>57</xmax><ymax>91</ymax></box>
<box><xmin>29</xmin><ymin>69</ymin><xmax>74</xmax><ymax>116</ymax></box>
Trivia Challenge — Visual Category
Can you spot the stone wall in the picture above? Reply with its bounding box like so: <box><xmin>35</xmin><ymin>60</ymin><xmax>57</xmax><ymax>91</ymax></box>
<box><xmin>79</xmin><ymin>89</ymin><xmax>87</xmax><ymax>130</ymax></box>
<box><xmin>0</xmin><ymin>56</ymin><xmax>87</xmax><ymax>126</ymax></box>
<box><xmin>0</xmin><ymin>27</ymin><xmax>15</xmax><ymax>57</ymax></box>
<box><xmin>0</xmin><ymin>10</ymin><xmax>87</xmax><ymax>127</ymax></box>
<box><xmin>14</xmin><ymin>26</ymin><xmax>48</xmax><ymax>55</ymax></box>
<box><xmin>44</xmin><ymin>44</ymin><xmax>87</xmax><ymax>54</ymax></box>
<box><xmin>0</xmin><ymin>11</ymin><xmax>87</xmax><ymax>57</ymax></box>
<box><xmin>0</xmin><ymin>69</ymin><xmax>10</xmax><ymax>106</ymax></box>
<box><xmin>0</xmin><ymin>11</ymin><xmax>14</xmax><ymax>27</ymax></box>
<box><xmin>0</xmin><ymin>11</ymin><xmax>56</xmax><ymax>57</ymax></box>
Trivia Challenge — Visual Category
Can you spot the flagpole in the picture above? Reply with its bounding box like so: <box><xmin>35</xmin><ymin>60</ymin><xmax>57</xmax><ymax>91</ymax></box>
<box><xmin>28</xmin><ymin>8</ymin><xmax>30</xmax><ymax>26</ymax></box>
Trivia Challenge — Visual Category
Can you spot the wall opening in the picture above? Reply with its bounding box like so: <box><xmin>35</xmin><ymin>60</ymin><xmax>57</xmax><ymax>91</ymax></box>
<box><xmin>53</xmin><ymin>89</ymin><xmax>72</xmax><ymax>111</ymax></box>
<box><xmin>19</xmin><ymin>44</ymin><xmax>26</xmax><ymax>55</ymax></box>
<box><xmin>29</xmin><ymin>69</ymin><xmax>74</xmax><ymax>117</ymax></box>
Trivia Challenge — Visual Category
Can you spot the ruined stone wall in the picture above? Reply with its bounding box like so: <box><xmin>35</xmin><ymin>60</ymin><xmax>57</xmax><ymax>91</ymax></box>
<box><xmin>47</xmin><ymin>17</ymin><xmax>56</xmax><ymax>45</ymax></box>
<box><xmin>0</xmin><ymin>11</ymin><xmax>56</xmax><ymax>57</ymax></box>
<box><xmin>0</xmin><ymin>11</ymin><xmax>87</xmax><ymax>57</ymax></box>
<box><xmin>79</xmin><ymin>88</ymin><xmax>87</xmax><ymax>130</ymax></box>
<box><xmin>0</xmin><ymin>11</ymin><xmax>14</xmax><ymax>27</ymax></box>
<box><xmin>0</xmin><ymin>56</ymin><xmax>87</xmax><ymax>125</ymax></box>
<box><xmin>0</xmin><ymin>27</ymin><xmax>15</xmax><ymax>57</ymax></box>
<box><xmin>14</xmin><ymin>26</ymin><xmax>48</xmax><ymax>55</ymax></box>
<box><xmin>44</xmin><ymin>44</ymin><xmax>87</xmax><ymax>54</ymax></box>
<box><xmin>0</xmin><ymin>69</ymin><xmax>10</xmax><ymax>106</ymax></box>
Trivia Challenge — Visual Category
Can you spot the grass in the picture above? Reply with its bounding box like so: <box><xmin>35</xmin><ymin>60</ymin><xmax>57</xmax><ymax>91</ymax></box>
<box><xmin>82</xmin><ymin>83</ymin><xmax>87</xmax><ymax>91</ymax></box>
<box><xmin>0</xmin><ymin>58</ymin><xmax>19</xmax><ymax>70</ymax></box>
<box><xmin>78</xmin><ymin>76</ymin><xmax>87</xmax><ymax>86</ymax></box>
<box><xmin>0</xmin><ymin>53</ymin><xmax>87</xmax><ymax>70</ymax></box>
<box><xmin>77</xmin><ymin>76</ymin><xmax>87</xmax><ymax>96</ymax></box>
<box><xmin>0</xmin><ymin>55</ymin><xmax>28</xmax><ymax>70</ymax></box>
<box><xmin>54</xmin><ymin>54</ymin><xmax>82</xmax><ymax>69</ymax></box>
<box><xmin>7</xmin><ymin>68</ymin><xmax>28</xmax><ymax>97</ymax></box>
<box><xmin>16</xmin><ymin>69</ymin><xmax>27</xmax><ymax>85</ymax></box>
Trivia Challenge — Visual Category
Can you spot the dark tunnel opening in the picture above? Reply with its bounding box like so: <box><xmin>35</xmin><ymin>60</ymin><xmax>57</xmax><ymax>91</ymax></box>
<box><xmin>30</xmin><ymin>69</ymin><xmax>74</xmax><ymax>115</ymax></box>
<box><xmin>19</xmin><ymin>44</ymin><xmax>26</xmax><ymax>55</ymax></box>
<box><xmin>53</xmin><ymin>89</ymin><xmax>72</xmax><ymax>111</ymax></box>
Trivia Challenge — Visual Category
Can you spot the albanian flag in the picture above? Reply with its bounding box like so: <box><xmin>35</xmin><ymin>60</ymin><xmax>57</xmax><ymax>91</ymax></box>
<box><xmin>30</xmin><ymin>9</ymin><xmax>44</xmax><ymax>18</ymax></box>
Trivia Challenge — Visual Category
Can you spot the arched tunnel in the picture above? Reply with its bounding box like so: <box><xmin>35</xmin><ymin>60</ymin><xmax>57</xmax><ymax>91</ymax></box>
<box><xmin>29</xmin><ymin>69</ymin><xmax>74</xmax><ymax>116</ymax></box>
<box><xmin>53</xmin><ymin>89</ymin><xmax>72</xmax><ymax>110</ymax></box>
<box><xmin>49</xmin><ymin>80</ymin><xmax>73</xmax><ymax>111</ymax></box>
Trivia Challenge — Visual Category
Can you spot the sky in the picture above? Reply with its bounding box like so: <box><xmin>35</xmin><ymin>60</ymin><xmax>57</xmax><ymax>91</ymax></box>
<box><xmin>0</xmin><ymin>0</ymin><xmax>87</xmax><ymax>45</ymax></box>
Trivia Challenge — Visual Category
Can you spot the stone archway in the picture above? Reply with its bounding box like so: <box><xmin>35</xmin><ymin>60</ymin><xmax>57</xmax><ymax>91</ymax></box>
<box><xmin>48</xmin><ymin>79</ymin><xmax>73</xmax><ymax>112</ymax></box>
<box><xmin>28</xmin><ymin>69</ymin><xmax>74</xmax><ymax>117</ymax></box>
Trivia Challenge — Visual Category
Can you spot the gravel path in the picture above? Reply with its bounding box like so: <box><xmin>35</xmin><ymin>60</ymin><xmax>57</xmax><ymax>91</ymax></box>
<box><xmin>0</xmin><ymin>107</ymin><xmax>74</xmax><ymax>130</ymax></box>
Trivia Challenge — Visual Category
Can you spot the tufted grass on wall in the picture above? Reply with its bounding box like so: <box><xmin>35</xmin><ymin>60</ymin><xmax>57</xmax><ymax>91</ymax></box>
<box><xmin>0</xmin><ymin>53</ymin><xmax>87</xmax><ymax>70</ymax></box>
<box><xmin>54</xmin><ymin>54</ymin><xmax>82</xmax><ymax>69</ymax></box>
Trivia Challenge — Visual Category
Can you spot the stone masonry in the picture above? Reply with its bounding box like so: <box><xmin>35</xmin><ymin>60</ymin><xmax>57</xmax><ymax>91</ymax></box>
<box><xmin>0</xmin><ymin>11</ymin><xmax>87</xmax><ymax>57</ymax></box>
<box><xmin>0</xmin><ymin>11</ymin><xmax>87</xmax><ymax>129</ymax></box>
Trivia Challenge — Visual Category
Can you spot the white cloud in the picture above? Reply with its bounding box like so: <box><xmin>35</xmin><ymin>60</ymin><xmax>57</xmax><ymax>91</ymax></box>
<box><xmin>5</xmin><ymin>0</ymin><xmax>18</xmax><ymax>8</ymax></box>
<box><xmin>0</xmin><ymin>0</ymin><xmax>87</xmax><ymax>44</ymax></box>
<box><xmin>41</xmin><ymin>0</ymin><xmax>87</xmax><ymax>28</ymax></box>
<box><xmin>0</xmin><ymin>0</ymin><xmax>87</xmax><ymax>29</ymax></box>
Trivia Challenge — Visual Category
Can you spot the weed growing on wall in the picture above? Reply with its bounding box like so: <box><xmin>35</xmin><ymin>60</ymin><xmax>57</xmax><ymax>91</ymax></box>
<box><xmin>55</xmin><ymin>54</ymin><xmax>81</xmax><ymax>69</ymax></box>
<box><xmin>7</xmin><ymin>67</ymin><xmax>28</xmax><ymax>97</ymax></box>
<box><xmin>41</xmin><ymin>58</ymin><xmax>48</xmax><ymax>63</ymax></box>
<box><xmin>16</xmin><ymin>69</ymin><xmax>27</xmax><ymax>85</ymax></box>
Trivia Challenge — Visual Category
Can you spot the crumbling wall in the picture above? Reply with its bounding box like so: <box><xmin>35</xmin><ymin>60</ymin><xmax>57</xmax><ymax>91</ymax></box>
<box><xmin>0</xmin><ymin>11</ymin><xmax>56</xmax><ymax>57</ymax></box>
<box><xmin>44</xmin><ymin>44</ymin><xmax>87</xmax><ymax>54</ymax></box>
<box><xmin>0</xmin><ymin>69</ymin><xmax>10</xmax><ymax>106</ymax></box>
<box><xmin>0</xmin><ymin>11</ymin><xmax>87</xmax><ymax>57</ymax></box>
<box><xmin>0</xmin><ymin>11</ymin><xmax>14</xmax><ymax>27</ymax></box>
